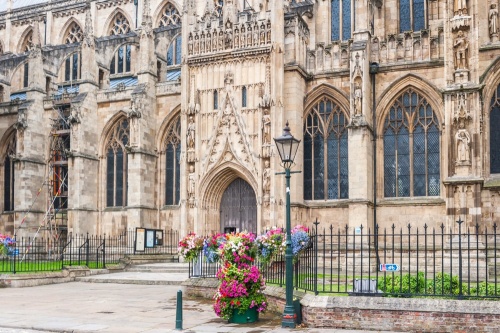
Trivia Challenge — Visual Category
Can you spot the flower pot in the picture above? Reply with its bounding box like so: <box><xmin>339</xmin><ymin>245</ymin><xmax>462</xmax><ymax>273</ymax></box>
<box><xmin>228</xmin><ymin>307</ymin><xmax>259</xmax><ymax>324</ymax></box>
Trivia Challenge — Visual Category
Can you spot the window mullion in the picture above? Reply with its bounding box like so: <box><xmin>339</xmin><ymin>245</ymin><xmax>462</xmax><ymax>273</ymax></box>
<box><xmin>409</xmin><ymin>132</ymin><xmax>414</xmax><ymax>197</ymax></box>
<box><xmin>324</xmin><ymin>136</ymin><xmax>328</xmax><ymax>200</ymax></box>
<box><xmin>113</xmin><ymin>150</ymin><xmax>117</xmax><ymax>207</ymax></box>
<box><xmin>424</xmin><ymin>128</ymin><xmax>428</xmax><ymax>196</ymax></box>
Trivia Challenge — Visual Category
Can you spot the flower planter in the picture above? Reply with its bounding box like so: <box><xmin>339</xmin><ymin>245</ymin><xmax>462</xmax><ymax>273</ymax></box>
<box><xmin>228</xmin><ymin>307</ymin><xmax>258</xmax><ymax>324</ymax></box>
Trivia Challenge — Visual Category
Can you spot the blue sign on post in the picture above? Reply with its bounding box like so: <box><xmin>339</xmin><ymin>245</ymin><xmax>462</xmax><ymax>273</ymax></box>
<box><xmin>379</xmin><ymin>264</ymin><xmax>400</xmax><ymax>272</ymax></box>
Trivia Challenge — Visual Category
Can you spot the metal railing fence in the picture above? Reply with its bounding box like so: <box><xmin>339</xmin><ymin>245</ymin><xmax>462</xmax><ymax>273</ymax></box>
<box><xmin>189</xmin><ymin>222</ymin><xmax>500</xmax><ymax>299</ymax></box>
<box><xmin>0</xmin><ymin>229</ymin><xmax>179</xmax><ymax>273</ymax></box>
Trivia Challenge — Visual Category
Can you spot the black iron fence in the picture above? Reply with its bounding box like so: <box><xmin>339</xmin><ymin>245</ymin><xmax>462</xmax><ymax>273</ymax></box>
<box><xmin>190</xmin><ymin>222</ymin><xmax>500</xmax><ymax>299</ymax></box>
<box><xmin>0</xmin><ymin>229</ymin><xmax>179</xmax><ymax>273</ymax></box>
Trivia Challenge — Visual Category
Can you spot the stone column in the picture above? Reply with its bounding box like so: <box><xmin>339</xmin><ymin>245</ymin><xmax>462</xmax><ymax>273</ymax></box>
<box><xmin>126</xmin><ymin>2</ymin><xmax>158</xmax><ymax>231</ymax></box>
<box><xmin>347</xmin><ymin>31</ymin><xmax>374</xmax><ymax>236</ymax></box>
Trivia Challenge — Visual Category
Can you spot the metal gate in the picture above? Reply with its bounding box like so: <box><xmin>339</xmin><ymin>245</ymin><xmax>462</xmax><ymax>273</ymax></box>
<box><xmin>220</xmin><ymin>178</ymin><xmax>257</xmax><ymax>234</ymax></box>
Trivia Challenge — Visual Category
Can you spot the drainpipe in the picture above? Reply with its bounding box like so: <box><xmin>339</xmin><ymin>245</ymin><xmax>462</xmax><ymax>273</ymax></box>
<box><xmin>369</xmin><ymin>62</ymin><xmax>380</xmax><ymax>265</ymax></box>
<box><xmin>134</xmin><ymin>0</ymin><xmax>138</xmax><ymax>28</ymax></box>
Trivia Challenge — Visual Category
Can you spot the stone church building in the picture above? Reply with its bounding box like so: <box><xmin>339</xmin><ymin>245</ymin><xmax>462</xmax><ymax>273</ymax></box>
<box><xmin>0</xmin><ymin>0</ymin><xmax>500</xmax><ymax>239</ymax></box>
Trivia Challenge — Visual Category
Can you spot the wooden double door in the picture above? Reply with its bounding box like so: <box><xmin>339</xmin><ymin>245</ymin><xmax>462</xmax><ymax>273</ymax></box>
<box><xmin>220</xmin><ymin>178</ymin><xmax>257</xmax><ymax>234</ymax></box>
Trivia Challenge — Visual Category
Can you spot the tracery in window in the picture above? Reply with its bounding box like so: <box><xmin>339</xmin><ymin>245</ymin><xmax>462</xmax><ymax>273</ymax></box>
<box><xmin>159</xmin><ymin>3</ymin><xmax>181</xmax><ymax>27</ymax></box>
<box><xmin>3</xmin><ymin>133</ymin><xmax>16</xmax><ymax>212</ymax></box>
<box><xmin>110</xmin><ymin>13</ymin><xmax>131</xmax><ymax>35</ymax></box>
<box><xmin>490</xmin><ymin>84</ymin><xmax>500</xmax><ymax>174</ymax></box>
<box><xmin>110</xmin><ymin>45</ymin><xmax>132</xmax><ymax>75</ymax></box>
<box><xmin>21</xmin><ymin>30</ymin><xmax>34</xmax><ymax>53</ymax></box>
<box><xmin>399</xmin><ymin>0</ymin><xmax>425</xmax><ymax>32</ymax></box>
<box><xmin>383</xmin><ymin>88</ymin><xmax>440</xmax><ymax>197</ymax></box>
<box><xmin>304</xmin><ymin>96</ymin><xmax>349</xmax><ymax>200</ymax></box>
<box><xmin>65</xmin><ymin>22</ymin><xmax>83</xmax><ymax>44</ymax></box>
<box><xmin>106</xmin><ymin>118</ymin><xmax>129</xmax><ymax>207</ymax></box>
<box><xmin>164</xmin><ymin>116</ymin><xmax>181</xmax><ymax>205</ymax></box>
<box><xmin>331</xmin><ymin>0</ymin><xmax>354</xmax><ymax>41</ymax></box>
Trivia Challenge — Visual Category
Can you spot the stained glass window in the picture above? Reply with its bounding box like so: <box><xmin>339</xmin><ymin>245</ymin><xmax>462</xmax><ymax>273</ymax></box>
<box><xmin>164</xmin><ymin>117</ymin><xmax>181</xmax><ymax>205</ymax></box>
<box><xmin>383</xmin><ymin>89</ymin><xmax>440</xmax><ymax>197</ymax></box>
<box><xmin>159</xmin><ymin>3</ymin><xmax>181</xmax><ymax>27</ymax></box>
<box><xmin>64</xmin><ymin>53</ymin><xmax>80</xmax><ymax>82</ymax></box>
<box><xmin>214</xmin><ymin>90</ymin><xmax>218</xmax><ymax>109</ymax></box>
<box><xmin>106</xmin><ymin>118</ymin><xmax>129</xmax><ymax>207</ymax></box>
<box><xmin>490</xmin><ymin>84</ymin><xmax>500</xmax><ymax>174</ymax></box>
<box><xmin>400</xmin><ymin>0</ymin><xmax>426</xmax><ymax>32</ymax></box>
<box><xmin>304</xmin><ymin>97</ymin><xmax>349</xmax><ymax>200</ymax></box>
<box><xmin>166</xmin><ymin>35</ymin><xmax>182</xmax><ymax>81</ymax></box>
<box><xmin>3</xmin><ymin>133</ymin><xmax>16</xmax><ymax>212</ymax></box>
<box><xmin>110</xmin><ymin>13</ymin><xmax>131</xmax><ymax>35</ymax></box>
<box><xmin>110</xmin><ymin>45</ymin><xmax>132</xmax><ymax>75</ymax></box>
<box><xmin>331</xmin><ymin>0</ymin><xmax>353</xmax><ymax>41</ymax></box>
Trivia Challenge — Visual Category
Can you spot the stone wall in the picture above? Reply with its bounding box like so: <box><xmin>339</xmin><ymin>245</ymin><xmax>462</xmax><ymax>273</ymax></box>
<box><xmin>183</xmin><ymin>278</ymin><xmax>500</xmax><ymax>333</ymax></box>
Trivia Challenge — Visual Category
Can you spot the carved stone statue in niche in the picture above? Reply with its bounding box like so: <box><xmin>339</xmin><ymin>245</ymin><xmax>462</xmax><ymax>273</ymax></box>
<box><xmin>453</xmin><ymin>30</ymin><xmax>469</xmax><ymax>70</ymax></box>
<box><xmin>454</xmin><ymin>0</ymin><xmax>467</xmax><ymax>16</ymax></box>
<box><xmin>353</xmin><ymin>82</ymin><xmax>362</xmax><ymax>116</ymax></box>
<box><xmin>188</xmin><ymin>164</ymin><xmax>196</xmax><ymax>208</ymax></box>
<box><xmin>456</xmin><ymin>120</ymin><xmax>471</xmax><ymax>163</ymax></box>
<box><xmin>194</xmin><ymin>34</ymin><xmax>199</xmax><ymax>54</ymax></box>
<box><xmin>262</xmin><ymin>109</ymin><xmax>271</xmax><ymax>144</ymax></box>
<box><xmin>490</xmin><ymin>4</ymin><xmax>499</xmax><ymax>42</ymax></box>
<box><xmin>187</xmin><ymin>116</ymin><xmax>196</xmax><ymax>149</ymax></box>
<box><xmin>263</xmin><ymin>160</ymin><xmax>271</xmax><ymax>195</ymax></box>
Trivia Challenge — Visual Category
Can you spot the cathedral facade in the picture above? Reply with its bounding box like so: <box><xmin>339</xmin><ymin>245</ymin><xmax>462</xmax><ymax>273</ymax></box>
<box><xmin>0</xmin><ymin>0</ymin><xmax>500</xmax><ymax>238</ymax></box>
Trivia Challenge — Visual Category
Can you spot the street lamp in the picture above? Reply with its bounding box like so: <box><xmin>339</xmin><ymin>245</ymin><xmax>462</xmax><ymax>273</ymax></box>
<box><xmin>274</xmin><ymin>121</ymin><xmax>300</xmax><ymax>328</ymax></box>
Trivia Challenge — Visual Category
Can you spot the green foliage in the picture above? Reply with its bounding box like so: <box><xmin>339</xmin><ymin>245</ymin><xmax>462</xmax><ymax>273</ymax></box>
<box><xmin>470</xmin><ymin>282</ymin><xmax>500</xmax><ymax>297</ymax></box>
<box><xmin>377</xmin><ymin>272</ymin><xmax>427</xmax><ymax>294</ymax></box>
<box><xmin>427</xmin><ymin>273</ymin><xmax>461</xmax><ymax>295</ymax></box>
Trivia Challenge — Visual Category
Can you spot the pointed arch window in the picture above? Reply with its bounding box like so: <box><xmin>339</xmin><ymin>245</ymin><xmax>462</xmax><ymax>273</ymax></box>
<box><xmin>304</xmin><ymin>96</ymin><xmax>349</xmax><ymax>200</ymax></box>
<box><xmin>159</xmin><ymin>3</ymin><xmax>181</xmax><ymax>27</ymax></box>
<box><xmin>490</xmin><ymin>84</ymin><xmax>500</xmax><ymax>174</ymax></box>
<box><xmin>110</xmin><ymin>13</ymin><xmax>131</xmax><ymax>35</ymax></box>
<box><xmin>331</xmin><ymin>0</ymin><xmax>354</xmax><ymax>41</ymax></box>
<box><xmin>214</xmin><ymin>90</ymin><xmax>219</xmax><ymax>109</ymax></box>
<box><xmin>383</xmin><ymin>89</ymin><xmax>440</xmax><ymax>197</ymax></box>
<box><xmin>399</xmin><ymin>0</ymin><xmax>425</xmax><ymax>32</ymax></box>
<box><xmin>166</xmin><ymin>35</ymin><xmax>182</xmax><ymax>81</ymax></box>
<box><xmin>0</xmin><ymin>42</ymin><xmax>4</xmax><ymax>55</ymax></box>
<box><xmin>3</xmin><ymin>133</ymin><xmax>16</xmax><ymax>212</ymax></box>
<box><xmin>110</xmin><ymin>44</ymin><xmax>132</xmax><ymax>75</ymax></box>
<box><xmin>65</xmin><ymin>22</ymin><xmax>83</xmax><ymax>44</ymax></box>
<box><xmin>64</xmin><ymin>52</ymin><xmax>81</xmax><ymax>81</ymax></box>
<box><xmin>21</xmin><ymin>30</ymin><xmax>34</xmax><ymax>53</ymax></box>
<box><xmin>106</xmin><ymin>118</ymin><xmax>129</xmax><ymax>207</ymax></box>
<box><xmin>164</xmin><ymin>116</ymin><xmax>181</xmax><ymax>205</ymax></box>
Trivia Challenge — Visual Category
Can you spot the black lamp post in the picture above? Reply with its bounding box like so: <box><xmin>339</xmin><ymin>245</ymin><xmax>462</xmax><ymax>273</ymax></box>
<box><xmin>274</xmin><ymin>121</ymin><xmax>300</xmax><ymax>328</ymax></box>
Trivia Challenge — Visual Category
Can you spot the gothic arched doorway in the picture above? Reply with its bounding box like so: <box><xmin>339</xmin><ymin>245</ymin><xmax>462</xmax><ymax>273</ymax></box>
<box><xmin>220</xmin><ymin>178</ymin><xmax>257</xmax><ymax>234</ymax></box>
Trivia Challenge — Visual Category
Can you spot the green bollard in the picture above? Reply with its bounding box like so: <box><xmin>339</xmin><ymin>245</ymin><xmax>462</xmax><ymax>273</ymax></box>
<box><xmin>175</xmin><ymin>290</ymin><xmax>183</xmax><ymax>330</ymax></box>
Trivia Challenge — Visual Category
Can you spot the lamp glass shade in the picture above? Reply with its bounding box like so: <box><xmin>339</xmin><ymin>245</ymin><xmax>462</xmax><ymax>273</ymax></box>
<box><xmin>274</xmin><ymin>124</ymin><xmax>300</xmax><ymax>165</ymax></box>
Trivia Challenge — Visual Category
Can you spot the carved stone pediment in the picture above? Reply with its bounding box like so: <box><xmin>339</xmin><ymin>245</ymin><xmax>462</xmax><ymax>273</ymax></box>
<box><xmin>201</xmin><ymin>83</ymin><xmax>258</xmax><ymax>178</ymax></box>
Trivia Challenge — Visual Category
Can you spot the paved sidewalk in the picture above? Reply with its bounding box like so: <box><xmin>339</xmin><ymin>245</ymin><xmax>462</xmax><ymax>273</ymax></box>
<box><xmin>0</xmin><ymin>265</ymin><xmax>404</xmax><ymax>333</ymax></box>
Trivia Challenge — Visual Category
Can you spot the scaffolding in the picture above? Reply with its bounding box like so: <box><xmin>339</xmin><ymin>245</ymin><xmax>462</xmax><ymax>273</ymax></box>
<box><xmin>46</xmin><ymin>103</ymin><xmax>71</xmax><ymax>243</ymax></box>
